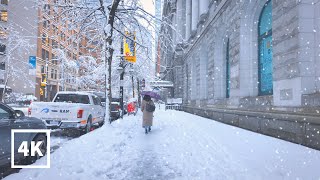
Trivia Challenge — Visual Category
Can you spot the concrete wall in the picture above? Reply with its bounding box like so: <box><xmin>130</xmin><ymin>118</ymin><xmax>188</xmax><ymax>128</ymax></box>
<box><xmin>182</xmin><ymin>106</ymin><xmax>320</xmax><ymax>150</ymax></box>
<box><xmin>167</xmin><ymin>0</ymin><xmax>320</xmax><ymax>110</ymax></box>
<box><xmin>160</xmin><ymin>0</ymin><xmax>320</xmax><ymax>149</ymax></box>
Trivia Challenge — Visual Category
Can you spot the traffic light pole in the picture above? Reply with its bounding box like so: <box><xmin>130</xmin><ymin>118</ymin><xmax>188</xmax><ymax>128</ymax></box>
<box><xmin>45</xmin><ymin>58</ymin><xmax>48</xmax><ymax>102</ymax></box>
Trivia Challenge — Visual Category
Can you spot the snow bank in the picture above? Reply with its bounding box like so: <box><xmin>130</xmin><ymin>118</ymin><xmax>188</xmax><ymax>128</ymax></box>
<box><xmin>5</xmin><ymin>109</ymin><xmax>320</xmax><ymax>180</ymax></box>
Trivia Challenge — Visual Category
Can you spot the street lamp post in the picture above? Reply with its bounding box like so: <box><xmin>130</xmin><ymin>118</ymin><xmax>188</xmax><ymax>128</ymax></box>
<box><xmin>118</xmin><ymin>61</ymin><xmax>125</xmax><ymax>119</ymax></box>
<box><xmin>117</xmin><ymin>60</ymin><xmax>134</xmax><ymax>119</ymax></box>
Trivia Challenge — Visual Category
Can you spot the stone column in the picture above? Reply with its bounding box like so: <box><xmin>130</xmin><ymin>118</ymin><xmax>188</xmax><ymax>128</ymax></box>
<box><xmin>191</xmin><ymin>0</ymin><xmax>199</xmax><ymax>31</ymax></box>
<box><xmin>185</xmin><ymin>0</ymin><xmax>192</xmax><ymax>39</ymax></box>
<box><xmin>172</xmin><ymin>13</ymin><xmax>176</xmax><ymax>45</ymax></box>
<box><xmin>176</xmin><ymin>0</ymin><xmax>183</xmax><ymax>43</ymax></box>
<box><xmin>199</xmin><ymin>0</ymin><xmax>209</xmax><ymax>17</ymax></box>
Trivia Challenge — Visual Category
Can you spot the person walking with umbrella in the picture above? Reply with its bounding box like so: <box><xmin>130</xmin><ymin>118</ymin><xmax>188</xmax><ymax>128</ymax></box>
<box><xmin>141</xmin><ymin>94</ymin><xmax>155</xmax><ymax>134</ymax></box>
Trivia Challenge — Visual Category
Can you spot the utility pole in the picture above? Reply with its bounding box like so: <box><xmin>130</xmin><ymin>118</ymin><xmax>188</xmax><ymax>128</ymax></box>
<box><xmin>61</xmin><ymin>57</ymin><xmax>65</xmax><ymax>91</ymax></box>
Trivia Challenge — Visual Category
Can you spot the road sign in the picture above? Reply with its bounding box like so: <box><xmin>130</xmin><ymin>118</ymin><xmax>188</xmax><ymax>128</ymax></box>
<box><xmin>29</xmin><ymin>56</ymin><xmax>36</xmax><ymax>75</ymax></box>
<box><xmin>29</xmin><ymin>56</ymin><xmax>36</xmax><ymax>69</ymax></box>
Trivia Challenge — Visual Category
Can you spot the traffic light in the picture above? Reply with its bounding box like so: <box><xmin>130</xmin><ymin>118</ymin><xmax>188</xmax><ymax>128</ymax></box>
<box><xmin>39</xmin><ymin>88</ymin><xmax>44</xmax><ymax>96</ymax></box>
<box><xmin>141</xmin><ymin>79</ymin><xmax>145</xmax><ymax>90</ymax></box>
<box><xmin>41</xmin><ymin>73</ymin><xmax>47</xmax><ymax>87</ymax></box>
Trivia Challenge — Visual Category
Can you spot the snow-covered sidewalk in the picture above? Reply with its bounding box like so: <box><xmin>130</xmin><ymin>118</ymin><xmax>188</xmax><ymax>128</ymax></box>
<box><xmin>5</xmin><ymin>108</ymin><xmax>320</xmax><ymax>180</ymax></box>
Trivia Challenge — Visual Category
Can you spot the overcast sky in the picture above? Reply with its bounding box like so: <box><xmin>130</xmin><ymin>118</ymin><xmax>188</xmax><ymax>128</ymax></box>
<box><xmin>141</xmin><ymin>0</ymin><xmax>155</xmax><ymax>16</ymax></box>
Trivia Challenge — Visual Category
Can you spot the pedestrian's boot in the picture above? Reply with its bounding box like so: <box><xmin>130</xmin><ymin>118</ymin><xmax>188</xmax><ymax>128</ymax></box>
<box><xmin>148</xmin><ymin>127</ymin><xmax>151</xmax><ymax>132</ymax></box>
<box><xmin>145</xmin><ymin>128</ymin><xmax>148</xmax><ymax>134</ymax></box>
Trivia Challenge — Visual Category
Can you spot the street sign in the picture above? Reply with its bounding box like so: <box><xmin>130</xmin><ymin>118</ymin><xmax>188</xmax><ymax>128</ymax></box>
<box><xmin>29</xmin><ymin>56</ymin><xmax>36</xmax><ymax>75</ymax></box>
<box><xmin>123</xmin><ymin>31</ymin><xmax>136</xmax><ymax>63</ymax></box>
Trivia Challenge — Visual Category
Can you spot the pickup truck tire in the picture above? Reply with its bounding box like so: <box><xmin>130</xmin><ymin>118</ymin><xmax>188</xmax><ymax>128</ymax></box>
<box><xmin>25</xmin><ymin>134</ymin><xmax>47</xmax><ymax>164</ymax></box>
<box><xmin>81</xmin><ymin>116</ymin><xmax>92</xmax><ymax>135</ymax></box>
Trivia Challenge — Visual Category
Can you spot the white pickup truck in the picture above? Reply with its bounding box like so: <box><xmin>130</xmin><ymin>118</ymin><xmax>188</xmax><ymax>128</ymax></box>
<box><xmin>28</xmin><ymin>91</ymin><xmax>105</xmax><ymax>134</ymax></box>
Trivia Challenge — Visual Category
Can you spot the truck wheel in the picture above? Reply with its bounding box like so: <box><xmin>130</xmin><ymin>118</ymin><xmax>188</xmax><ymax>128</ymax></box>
<box><xmin>85</xmin><ymin>116</ymin><xmax>92</xmax><ymax>133</ymax></box>
<box><xmin>26</xmin><ymin>134</ymin><xmax>47</xmax><ymax>164</ymax></box>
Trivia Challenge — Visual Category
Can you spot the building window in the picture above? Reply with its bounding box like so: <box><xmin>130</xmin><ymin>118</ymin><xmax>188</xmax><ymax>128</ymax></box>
<box><xmin>226</xmin><ymin>38</ymin><xmax>230</xmax><ymax>98</ymax></box>
<box><xmin>43</xmin><ymin>4</ymin><xmax>51</xmax><ymax>15</ymax></box>
<box><xmin>60</xmin><ymin>33</ymin><xmax>66</xmax><ymax>41</ymax></box>
<box><xmin>258</xmin><ymin>0</ymin><xmax>273</xmax><ymax>95</ymax></box>
<box><xmin>52</xmin><ymin>53</ymin><xmax>58</xmax><ymax>64</ymax></box>
<box><xmin>43</xmin><ymin>20</ymin><xmax>50</xmax><ymax>29</ymax></box>
<box><xmin>54</xmin><ymin>70</ymin><xmax>57</xmax><ymax>79</ymax></box>
<box><xmin>0</xmin><ymin>28</ymin><xmax>7</xmax><ymax>39</ymax></box>
<box><xmin>42</xmin><ymin>34</ymin><xmax>49</xmax><ymax>45</ymax></box>
<box><xmin>200</xmin><ymin>45</ymin><xmax>208</xmax><ymax>99</ymax></box>
<box><xmin>41</xmin><ymin>49</ymin><xmax>49</xmax><ymax>60</ymax></box>
<box><xmin>0</xmin><ymin>10</ymin><xmax>7</xmax><ymax>22</ymax></box>
<box><xmin>0</xmin><ymin>62</ymin><xmax>5</xmax><ymax>70</ymax></box>
<box><xmin>51</xmin><ymin>69</ymin><xmax>54</xmax><ymax>79</ymax></box>
<box><xmin>53</xmin><ymin>25</ymin><xmax>58</xmax><ymax>34</ymax></box>
<box><xmin>0</xmin><ymin>44</ymin><xmax>5</xmax><ymax>55</ymax></box>
<box><xmin>191</xmin><ymin>60</ymin><xmax>197</xmax><ymax>100</ymax></box>
<box><xmin>41</xmin><ymin>65</ymin><xmax>45</xmax><ymax>73</ymax></box>
<box><xmin>0</xmin><ymin>44</ymin><xmax>5</xmax><ymax>54</ymax></box>
<box><xmin>52</xmin><ymin>39</ymin><xmax>58</xmax><ymax>48</ymax></box>
<box><xmin>1</xmin><ymin>0</ymin><xmax>8</xmax><ymax>5</ymax></box>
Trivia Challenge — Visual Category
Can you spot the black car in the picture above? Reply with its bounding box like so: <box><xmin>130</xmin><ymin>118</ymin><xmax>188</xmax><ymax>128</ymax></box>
<box><xmin>110</xmin><ymin>102</ymin><xmax>121</xmax><ymax>120</ymax></box>
<box><xmin>0</xmin><ymin>103</ymin><xmax>47</xmax><ymax>171</ymax></box>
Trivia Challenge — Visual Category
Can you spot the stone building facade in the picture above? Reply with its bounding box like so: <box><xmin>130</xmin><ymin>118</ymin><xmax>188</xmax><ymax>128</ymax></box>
<box><xmin>159</xmin><ymin>0</ymin><xmax>320</xmax><ymax>149</ymax></box>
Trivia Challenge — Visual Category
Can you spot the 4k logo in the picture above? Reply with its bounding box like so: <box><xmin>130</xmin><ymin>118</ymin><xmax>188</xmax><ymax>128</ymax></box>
<box><xmin>11</xmin><ymin>129</ymin><xmax>51</xmax><ymax>169</ymax></box>
<box><xmin>18</xmin><ymin>141</ymin><xmax>44</xmax><ymax>157</ymax></box>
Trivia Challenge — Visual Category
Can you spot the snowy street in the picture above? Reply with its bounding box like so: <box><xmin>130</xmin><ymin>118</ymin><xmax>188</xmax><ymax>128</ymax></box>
<box><xmin>1</xmin><ymin>0</ymin><xmax>320</xmax><ymax>179</ymax></box>
<box><xmin>4</xmin><ymin>107</ymin><xmax>320</xmax><ymax>180</ymax></box>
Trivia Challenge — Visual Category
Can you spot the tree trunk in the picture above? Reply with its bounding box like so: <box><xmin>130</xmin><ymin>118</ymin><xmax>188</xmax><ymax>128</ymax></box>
<box><xmin>100</xmin><ymin>0</ymin><xmax>121</xmax><ymax>123</ymax></box>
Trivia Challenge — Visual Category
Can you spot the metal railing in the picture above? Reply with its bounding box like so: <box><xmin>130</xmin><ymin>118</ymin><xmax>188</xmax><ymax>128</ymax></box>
<box><xmin>165</xmin><ymin>104</ymin><xmax>182</xmax><ymax>110</ymax></box>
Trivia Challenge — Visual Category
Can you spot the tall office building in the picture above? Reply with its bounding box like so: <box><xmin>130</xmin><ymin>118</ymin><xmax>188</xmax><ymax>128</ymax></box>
<box><xmin>0</xmin><ymin>0</ymin><xmax>101</xmax><ymax>101</ymax></box>
<box><xmin>0</xmin><ymin>0</ymin><xmax>8</xmax><ymax>88</ymax></box>
<box><xmin>155</xmin><ymin>0</ymin><xmax>162</xmax><ymax>77</ymax></box>
<box><xmin>0</xmin><ymin>0</ymin><xmax>38</xmax><ymax>101</ymax></box>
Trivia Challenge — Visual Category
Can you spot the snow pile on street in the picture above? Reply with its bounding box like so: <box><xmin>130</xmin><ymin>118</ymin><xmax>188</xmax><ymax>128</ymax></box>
<box><xmin>15</xmin><ymin>94</ymin><xmax>37</xmax><ymax>102</ymax></box>
<box><xmin>5</xmin><ymin>109</ymin><xmax>320</xmax><ymax>180</ymax></box>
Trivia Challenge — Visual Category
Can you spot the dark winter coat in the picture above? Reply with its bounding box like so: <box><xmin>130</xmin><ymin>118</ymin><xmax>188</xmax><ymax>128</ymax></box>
<box><xmin>141</xmin><ymin>100</ymin><xmax>154</xmax><ymax>127</ymax></box>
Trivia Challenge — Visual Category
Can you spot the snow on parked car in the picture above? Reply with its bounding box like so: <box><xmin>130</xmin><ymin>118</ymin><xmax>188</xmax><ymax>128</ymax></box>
<box><xmin>28</xmin><ymin>91</ymin><xmax>105</xmax><ymax>134</ymax></box>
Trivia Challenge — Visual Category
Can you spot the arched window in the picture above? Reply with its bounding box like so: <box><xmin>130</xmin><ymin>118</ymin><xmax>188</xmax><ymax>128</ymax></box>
<box><xmin>226</xmin><ymin>38</ymin><xmax>230</xmax><ymax>98</ymax></box>
<box><xmin>258</xmin><ymin>0</ymin><xmax>273</xmax><ymax>95</ymax></box>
